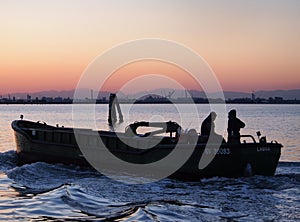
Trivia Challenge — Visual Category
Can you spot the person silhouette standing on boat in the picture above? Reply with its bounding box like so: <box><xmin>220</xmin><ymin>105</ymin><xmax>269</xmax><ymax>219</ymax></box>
<box><xmin>201</xmin><ymin>112</ymin><xmax>225</xmax><ymax>143</ymax></box>
<box><xmin>201</xmin><ymin>111</ymin><xmax>217</xmax><ymax>136</ymax></box>
<box><xmin>227</xmin><ymin>109</ymin><xmax>245</xmax><ymax>143</ymax></box>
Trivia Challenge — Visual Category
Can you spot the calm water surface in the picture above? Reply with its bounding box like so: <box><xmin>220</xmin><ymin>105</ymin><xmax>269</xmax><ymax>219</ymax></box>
<box><xmin>0</xmin><ymin>104</ymin><xmax>299</xmax><ymax>221</ymax></box>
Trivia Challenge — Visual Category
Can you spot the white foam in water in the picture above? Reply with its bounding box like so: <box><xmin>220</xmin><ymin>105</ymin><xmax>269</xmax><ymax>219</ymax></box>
<box><xmin>6</xmin><ymin>162</ymin><xmax>94</xmax><ymax>190</ymax></box>
<box><xmin>0</xmin><ymin>160</ymin><xmax>299</xmax><ymax>221</ymax></box>
<box><xmin>0</xmin><ymin>151</ymin><xmax>18</xmax><ymax>172</ymax></box>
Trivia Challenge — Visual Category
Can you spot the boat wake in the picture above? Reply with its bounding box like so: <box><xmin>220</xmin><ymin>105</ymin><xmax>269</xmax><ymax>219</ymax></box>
<box><xmin>1</xmin><ymin>151</ymin><xmax>300</xmax><ymax>221</ymax></box>
<box><xmin>7</xmin><ymin>161</ymin><xmax>99</xmax><ymax>192</ymax></box>
<box><xmin>0</xmin><ymin>150</ymin><xmax>18</xmax><ymax>172</ymax></box>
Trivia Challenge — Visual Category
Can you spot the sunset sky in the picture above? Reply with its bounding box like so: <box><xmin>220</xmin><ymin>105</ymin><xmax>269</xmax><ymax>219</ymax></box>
<box><xmin>1</xmin><ymin>0</ymin><xmax>299</xmax><ymax>95</ymax></box>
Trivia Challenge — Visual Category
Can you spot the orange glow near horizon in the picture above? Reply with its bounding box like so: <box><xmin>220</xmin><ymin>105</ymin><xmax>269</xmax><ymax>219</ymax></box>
<box><xmin>100</xmin><ymin>60</ymin><xmax>202</xmax><ymax>93</ymax></box>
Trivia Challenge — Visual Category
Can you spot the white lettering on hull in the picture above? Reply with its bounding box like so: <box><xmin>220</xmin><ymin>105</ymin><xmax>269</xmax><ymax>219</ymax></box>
<box><xmin>204</xmin><ymin>148</ymin><xmax>230</xmax><ymax>155</ymax></box>
<box><xmin>257</xmin><ymin>147</ymin><xmax>270</xmax><ymax>152</ymax></box>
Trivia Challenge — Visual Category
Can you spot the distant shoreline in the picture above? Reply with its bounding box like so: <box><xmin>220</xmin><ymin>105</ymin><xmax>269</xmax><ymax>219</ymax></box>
<box><xmin>0</xmin><ymin>98</ymin><xmax>299</xmax><ymax>105</ymax></box>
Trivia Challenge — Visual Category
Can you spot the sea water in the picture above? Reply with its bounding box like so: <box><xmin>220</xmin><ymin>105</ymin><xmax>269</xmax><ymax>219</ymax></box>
<box><xmin>0</xmin><ymin>104</ymin><xmax>299</xmax><ymax>221</ymax></box>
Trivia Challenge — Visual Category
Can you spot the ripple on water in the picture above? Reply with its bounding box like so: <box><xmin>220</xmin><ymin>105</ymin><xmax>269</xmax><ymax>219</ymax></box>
<box><xmin>1</xmin><ymin>158</ymin><xmax>300</xmax><ymax>221</ymax></box>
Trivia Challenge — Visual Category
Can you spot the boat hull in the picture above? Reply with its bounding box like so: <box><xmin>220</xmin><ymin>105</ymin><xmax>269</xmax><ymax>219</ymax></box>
<box><xmin>12</xmin><ymin>120</ymin><xmax>282</xmax><ymax>180</ymax></box>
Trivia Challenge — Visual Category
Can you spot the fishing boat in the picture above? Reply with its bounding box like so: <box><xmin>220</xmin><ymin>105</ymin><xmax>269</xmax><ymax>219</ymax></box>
<box><xmin>11</xmin><ymin>118</ymin><xmax>282</xmax><ymax>180</ymax></box>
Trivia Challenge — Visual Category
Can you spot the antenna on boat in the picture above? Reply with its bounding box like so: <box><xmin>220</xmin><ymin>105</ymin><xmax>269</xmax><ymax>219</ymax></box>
<box><xmin>108</xmin><ymin>93</ymin><xmax>123</xmax><ymax>125</ymax></box>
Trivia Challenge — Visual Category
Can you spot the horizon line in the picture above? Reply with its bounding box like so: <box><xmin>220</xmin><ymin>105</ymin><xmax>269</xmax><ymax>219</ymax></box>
<box><xmin>1</xmin><ymin>87</ymin><xmax>300</xmax><ymax>96</ymax></box>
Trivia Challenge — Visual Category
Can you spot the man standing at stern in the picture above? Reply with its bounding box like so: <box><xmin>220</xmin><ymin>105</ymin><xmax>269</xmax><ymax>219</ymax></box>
<box><xmin>227</xmin><ymin>109</ymin><xmax>245</xmax><ymax>143</ymax></box>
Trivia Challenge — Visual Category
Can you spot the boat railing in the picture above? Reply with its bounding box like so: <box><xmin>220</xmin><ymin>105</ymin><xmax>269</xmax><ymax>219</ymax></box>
<box><xmin>240</xmin><ymin>135</ymin><xmax>257</xmax><ymax>143</ymax></box>
<box><xmin>21</xmin><ymin>127</ymin><xmax>78</xmax><ymax>146</ymax></box>
<box><xmin>22</xmin><ymin>127</ymin><xmax>117</xmax><ymax>148</ymax></box>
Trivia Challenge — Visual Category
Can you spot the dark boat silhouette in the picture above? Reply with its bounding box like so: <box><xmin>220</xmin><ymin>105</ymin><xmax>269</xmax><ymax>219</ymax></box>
<box><xmin>11</xmin><ymin>119</ymin><xmax>282</xmax><ymax>181</ymax></box>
